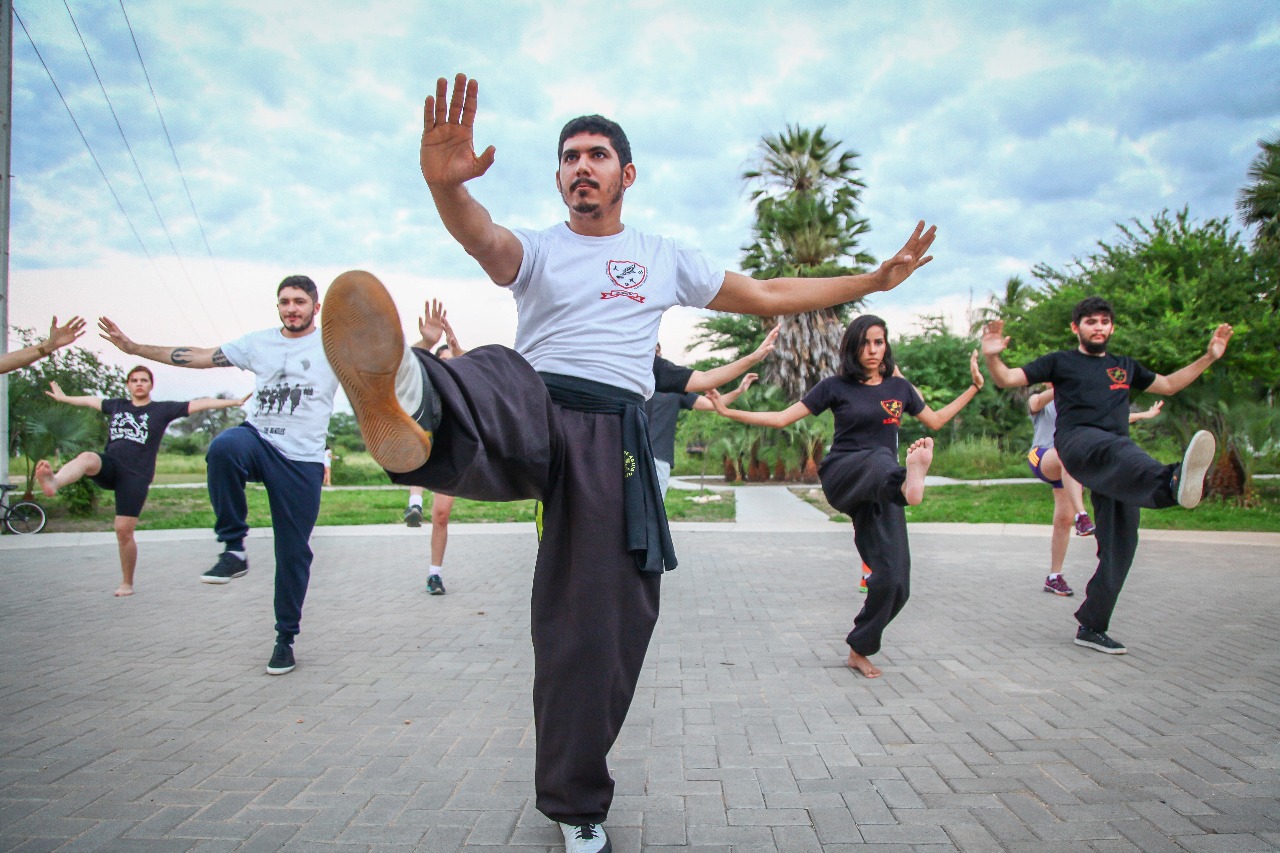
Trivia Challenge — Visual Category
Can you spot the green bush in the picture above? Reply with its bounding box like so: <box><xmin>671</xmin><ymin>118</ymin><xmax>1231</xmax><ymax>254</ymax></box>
<box><xmin>59</xmin><ymin>478</ymin><xmax>99</xmax><ymax>518</ymax></box>
<box><xmin>930</xmin><ymin>436</ymin><xmax>1028</xmax><ymax>479</ymax></box>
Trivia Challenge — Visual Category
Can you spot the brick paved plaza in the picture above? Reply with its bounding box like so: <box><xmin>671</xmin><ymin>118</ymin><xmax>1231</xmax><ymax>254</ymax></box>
<box><xmin>1</xmin><ymin>517</ymin><xmax>1277</xmax><ymax>851</ymax></box>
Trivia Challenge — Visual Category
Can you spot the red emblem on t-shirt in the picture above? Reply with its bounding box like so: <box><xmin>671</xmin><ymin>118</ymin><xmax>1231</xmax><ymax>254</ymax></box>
<box><xmin>1107</xmin><ymin>366</ymin><xmax>1129</xmax><ymax>390</ymax></box>
<box><xmin>880</xmin><ymin>399</ymin><xmax>904</xmax><ymax>424</ymax></box>
<box><xmin>601</xmin><ymin>260</ymin><xmax>647</xmax><ymax>303</ymax></box>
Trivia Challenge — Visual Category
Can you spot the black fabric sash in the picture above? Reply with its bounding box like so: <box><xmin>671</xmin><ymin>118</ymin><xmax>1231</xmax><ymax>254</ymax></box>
<box><xmin>539</xmin><ymin>372</ymin><xmax>677</xmax><ymax>574</ymax></box>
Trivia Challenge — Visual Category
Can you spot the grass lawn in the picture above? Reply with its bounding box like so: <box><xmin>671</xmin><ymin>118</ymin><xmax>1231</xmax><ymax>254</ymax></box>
<box><xmin>792</xmin><ymin>481</ymin><xmax>1280</xmax><ymax>533</ymax></box>
<box><xmin>29</xmin><ymin>485</ymin><xmax>736</xmax><ymax>533</ymax></box>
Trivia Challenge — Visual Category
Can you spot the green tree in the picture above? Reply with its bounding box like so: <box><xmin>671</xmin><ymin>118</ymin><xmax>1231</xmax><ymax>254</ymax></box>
<box><xmin>970</xmin><ymin>274</ymin><xmax>1033</xmax><ymax>333</ymax></box>
<box><xmin>1009</xmin><ymin>210</ymin><xmax>1280</xmax><ymax>407</ymax></box>
<box><xmin>693</xmin><ymin>124</ymin><xmax>875</xmax><ymax>398</ymax></box>
<box><xmin>1237</xmin><ymin>132</ymin><xmax>1280</xmax><ymax>254</ymax></box>
<box><xmin>6</xmin><ymin>327</ymin><xmax>127</xmax><ymax>495</ymax></box>
<box><xmin>894</xmin><ymin>315</ymin><xmax>1025</xmax><ymax>447</ymax></box>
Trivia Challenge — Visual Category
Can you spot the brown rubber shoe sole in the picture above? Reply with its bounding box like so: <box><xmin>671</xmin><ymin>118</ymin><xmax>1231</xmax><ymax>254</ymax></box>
<box><xmin>322</xmin><ymin>270</ymin><xmax>432</xmax><ymax>473</ymax></box>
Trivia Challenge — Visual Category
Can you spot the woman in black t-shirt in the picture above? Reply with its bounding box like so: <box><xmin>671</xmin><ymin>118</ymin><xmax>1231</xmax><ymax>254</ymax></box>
<box><xmin>707</xmin><ymin>315</ymin><xmax>983</xmax><ymax>678</ymax></box>
<box><xmin>35</xmin><ymin>367</ymin><xmax>248</xmax><ymax>597</ymax></box>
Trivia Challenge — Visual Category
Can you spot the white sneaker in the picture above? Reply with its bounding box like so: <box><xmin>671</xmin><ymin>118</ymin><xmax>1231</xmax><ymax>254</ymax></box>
<box><xmin>558</xmin><ymin>822</ymin><xmax>611</xmax><ymax>853</ymax></box>
<box><xmin>1176</xmin><ymin>430</ymin><xmax>1216</xmax><ymax>509</ymax></box>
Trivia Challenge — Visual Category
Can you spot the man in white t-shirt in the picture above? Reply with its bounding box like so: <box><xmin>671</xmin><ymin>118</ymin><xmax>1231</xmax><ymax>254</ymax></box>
<box><xmin>322</xmin><ymin>73</ymin><xmax>936</xmax><ymax>853</ymax></box>
<box><xmin>99</xmin><ymin>276</ymin><xmax>339</xmax><ymax>677</ymax></box>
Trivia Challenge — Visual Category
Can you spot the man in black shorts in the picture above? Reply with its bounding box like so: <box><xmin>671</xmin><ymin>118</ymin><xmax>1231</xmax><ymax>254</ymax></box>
<box><xmin>36</xmin><ymin>366</ymin><xmax>247</xmax><ymax>596</ymax></box>
<box><xmin>983</xmin><ymin>296</ymin><xmax>1232</xmax><ymax>654</ymax></box>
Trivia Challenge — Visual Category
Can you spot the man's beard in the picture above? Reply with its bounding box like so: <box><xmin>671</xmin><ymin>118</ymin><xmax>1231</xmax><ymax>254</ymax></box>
<box><xmin>283</xmin><ymin>316</ymin><xmax>314</xmax><ymax>333</ymax></box>
<box><xmin>565</xmin><ymin>180</ymin><xmax>623</xmax><ymax>217</ymax></box>
<box><xmin>1080</xmin><ymin>336</ymin><xmax>1108</xmax><ymax>355</ymax></box>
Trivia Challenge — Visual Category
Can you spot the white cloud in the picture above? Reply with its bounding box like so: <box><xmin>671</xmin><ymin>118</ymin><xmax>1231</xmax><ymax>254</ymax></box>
<box><xmin>5</xmin><ymin>0</ymin><xmax>1278</xmax><ymax>394</ymax></box>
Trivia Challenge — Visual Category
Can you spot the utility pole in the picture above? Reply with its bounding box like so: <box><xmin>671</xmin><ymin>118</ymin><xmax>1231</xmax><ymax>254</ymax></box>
<box><xmin>1</xmin><ymin>0</ymin><xmax>13</xmax><ymax>488</ymax></box>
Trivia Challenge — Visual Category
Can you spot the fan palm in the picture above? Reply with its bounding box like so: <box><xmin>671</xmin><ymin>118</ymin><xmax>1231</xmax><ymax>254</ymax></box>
<box><xmin>1237</xmin><ymin>133</ymin><xmax>1280</xmax><ymax>253</ymax></box>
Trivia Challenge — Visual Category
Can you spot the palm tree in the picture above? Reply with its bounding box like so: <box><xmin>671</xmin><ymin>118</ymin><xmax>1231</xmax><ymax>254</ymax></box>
<box><xmin>739</xmin><ymin>125</ymin><xmax>874</xmax><ymax>399</ymax></box>
<box><xmin>970</xmin><ymin>275</ymin><xmax>1033</xmax><ymax>333</ymax></box>
<box><xmin>1237</xmin><ymin>133</ymin><xmax>1280</xmax><ymax>253</ymax></box>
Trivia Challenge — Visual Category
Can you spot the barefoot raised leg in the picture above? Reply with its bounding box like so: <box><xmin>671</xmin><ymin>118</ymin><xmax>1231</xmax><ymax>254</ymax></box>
<box><xmin>901</xmin><ymin>437</ymin><xmax>934</xmax><ymax>506</ymax></box>
<box><xmin>847</xmin><ymin>648</ymin><xmax>882</xmax><ymax>678</ymax></box>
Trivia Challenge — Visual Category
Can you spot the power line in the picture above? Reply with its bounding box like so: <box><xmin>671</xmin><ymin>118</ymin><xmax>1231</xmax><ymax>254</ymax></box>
<box><xmin>12</xmin><ymin>5</ymin><xmax>208</xmax><ymax>340</ymax></box>
<box><xmin>117</xmin><ymin>0</ymin><xmax>246</xmax><ymax>335</ymax></box>
<box><xmin>62</xmin><ymin>0</ymin><xmax>223</xmax><ymax>341</ymax></box>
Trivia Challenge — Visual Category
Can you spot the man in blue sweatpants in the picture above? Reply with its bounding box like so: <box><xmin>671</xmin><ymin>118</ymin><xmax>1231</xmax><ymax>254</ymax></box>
<box><xmin>99</xmin><ymin>275</ymin><xmax>339</xmax><ymax>675</ymax></box>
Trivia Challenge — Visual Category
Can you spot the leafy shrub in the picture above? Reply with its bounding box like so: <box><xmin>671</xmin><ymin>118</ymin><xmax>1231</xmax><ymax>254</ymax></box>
<box><xmin>59</xmin><ymin>478</ymin><xmax>98</xmax><ymax>518</ymax></box>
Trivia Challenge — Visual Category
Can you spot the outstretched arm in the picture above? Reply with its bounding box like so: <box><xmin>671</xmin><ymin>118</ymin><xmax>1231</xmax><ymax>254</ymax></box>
<box><xmin>692</xmin><ymin>373</ymin><xmax>757</xmax><ymax>411</ymax></box>
<box><xmin>98</xmin><ymin>317</ymin><xmax>228</xmax><ymax>369</ymax></box>
<box><xmin>421</xmin><ymin>74</ymin><xmax>524</xmax><ymax>285</ymax></box>
<box><xmin>705</xmin><ymin>390</ymin><xmax>811</xmax><ymax>429</ymax></box>
<box><xmin>705</xmin><ymin>222</ymin><xmax>936</xmax><ymax>316</ymax></box>
<box><xmin>0</xmin><ymin>316</ymin><xmax>87</xmax><ymax>374</ymax></box>
<box><xmin>1129</xmin><ymin>400</ymin><xmax>1163</xmax><ymax>423</ymax></box>
<box><xmin>981</xmin><ymin>320</ymin><xmax>1028</xmax><ymax>388</ymax></box>
<box><xmin>684</xmin><ymin>327</ymin><xmax>778</xmax><ymax>392</ymax></box>
<box><xmin>188</xmin><ymin>392</ymin><xmax>252</xmax><ymax>414</ymax></box>
<box><xmin>45</xmin><ymin>380</ymin><xmax>103</xmax><ymax>411</ymax></box>
<box><xmin>915</xmin><ymin>349</ymin><xmax>984</xmax><ymax>430</ymax></box>
<box><xmin>1028</xmin><ymin>385</ymin><xmax>1054</xmax><ymax>414</ymax></box>
<box><xmin>1146</xmin><ymin>324</ymin><xmax>1232</xmax><ymax>396</ymax></box>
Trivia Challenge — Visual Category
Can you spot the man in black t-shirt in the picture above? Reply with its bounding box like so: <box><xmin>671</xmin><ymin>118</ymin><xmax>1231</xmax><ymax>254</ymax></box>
<box><xmin>983</xmin><ymin>296</ymin><xmax>1232</xmax><ymax>655</ymax></box>
<box><xmin>36</xmin><ymin>366</ymin><xmax>248</xmax><ymax>597</ymax></box>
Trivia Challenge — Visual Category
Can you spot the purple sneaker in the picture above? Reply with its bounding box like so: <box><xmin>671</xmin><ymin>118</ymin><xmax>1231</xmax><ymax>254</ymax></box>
<box><xmin>1044</xmin><ymin>575</ymin><xmax>1074</xmax><ymax>596</ymax></box>
<box><xmin>1073</xmin><ymin>512</ymin><xmax>1095</xmax><ymax>537</ymax></box>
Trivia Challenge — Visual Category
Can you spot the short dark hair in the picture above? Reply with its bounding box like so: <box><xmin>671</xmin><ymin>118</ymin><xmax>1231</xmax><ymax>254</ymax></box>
<box><xmin>838</xmin><ymin>315</ymin><xmax>895</xmax><ymax>383</ymax></box>
<box><xmin>558</xmin><ymin>115</ymin><xmax>632</xmax><ymax>168</ymax></box>
<box><xmin>277</xmin><ymin>275</ymin><xmax>318</xmax><ymax>300</ymax></box>
<box><xmin>127</xmin><ymin>364</ymin><xmax>154</xmax><ymax>383</ymax></box>
<box><xmin>1072</xmin><ymin>296</ymin><xmax>1114</xmax><ymax>326</ymax></box>
<box><xmin>434</xmin><ymin>343</ymin><xmax>451</xmax><ymax>357</ymax></box>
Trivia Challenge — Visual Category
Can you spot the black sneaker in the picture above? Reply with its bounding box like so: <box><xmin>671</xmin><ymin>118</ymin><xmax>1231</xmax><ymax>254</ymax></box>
<box><xmin>1174</xmin><ymin>430</ymin><xmax>1216</xmax><ymax>509</ymax></box>
<box><xmin>266</xmin><ymin>642</ymin><xmax>295</xmax><ymax>675</ymax></box>
<box><xmin>558</xmin><ymin>822</ymin><xmax>611</xmax><ymax>853</ymax></box>
<box><xmin>322</xmin><ymin>271</ymin><xmax>438</xmax><ymax>473</ymax></box>
<box><xmin>427</xmin><ymin>573</ymin><xmax>446</xmax><ymax>595</ymax></box>
<box><xmin>201</xmin><ymin>551</ymin><xmax>248</xmax><ymax>584</ymax></box>
<box><xmin>1074</xmin><ymin>626</ymin><xmax>1127</xmax><ymax>655</ymax></box>
<box><xmin>404</xmin><ymin>505</ymin><xmax>423</xmax><ymax>527</ymax></box>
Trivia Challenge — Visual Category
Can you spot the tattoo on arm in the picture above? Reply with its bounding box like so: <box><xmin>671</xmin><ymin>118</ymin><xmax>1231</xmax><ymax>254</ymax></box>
<box><xmin>212</xmin><ymin>348</ymin><xmax>230</xmax><ymax>367</ymax></box>
<box><xmin>170</xmin><ymin>347</ymin><xmax>194</xmax><ymax>366</ymax></box>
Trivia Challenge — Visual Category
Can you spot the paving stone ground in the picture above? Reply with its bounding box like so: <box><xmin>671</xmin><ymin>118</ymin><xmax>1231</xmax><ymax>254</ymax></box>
<box><xmin>0</xmin><ymin>518</ymin><xmax>1277</xmax><ymax>852</ymax></box>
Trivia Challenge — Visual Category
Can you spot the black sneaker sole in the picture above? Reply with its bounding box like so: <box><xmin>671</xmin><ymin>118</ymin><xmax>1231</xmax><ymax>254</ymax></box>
<box><xmin>200</xmin><ymin>570</ymin><xmax>247</xmax><ymax>585</ymax></box>
<box><xmin>322</xmin><ymin>271</ymin><xmax>433</xmax><ymax>474</ymax></box>
<box><xmin>266</xmin><ymin>663</ymin><xmax>295</xmax><ymax>675</ymax></box>
<box><xmin>1073</xmin><ymin>637</ymin><xmax>1127</xmax><ymax>654</ymax></box>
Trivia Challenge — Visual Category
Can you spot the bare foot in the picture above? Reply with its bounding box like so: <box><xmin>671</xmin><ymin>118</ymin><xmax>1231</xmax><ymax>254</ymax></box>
<box><xmin>35</xmin><ymin>460</ymin><xmax>58</xmax><ymax>497</ymax></box>
<box><xmin>114</xmin><ymin>584</ymin><xmax>134</xmax><ymax>597</ymax></box>
<box><xmin>847</xmin><ymin>649</ymin><xmax>882</xmax><ymax>678</ymax></box>
<box><xmin>902</xmin><ymin>437</ymin><xmax>934</xmax><ymax>506</ymax></box>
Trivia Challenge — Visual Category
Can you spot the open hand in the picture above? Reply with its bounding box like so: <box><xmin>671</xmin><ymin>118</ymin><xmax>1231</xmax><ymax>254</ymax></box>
<box><xmin>45</xmin><ymin>380</ymin><xmax>68</xmax><ymax>402</ymax></box>
<box><xmin>873</xmin><ymin>221</ymin><xmax>936</xmax><ymax>293</ymax></box>
<box><xmin>98</xmin><ymin>317</ymin><xmax>134</xmax><ymax>354</ymax></box>
<box><xmin>704</xmin><ymin>388</ymin><xmax>730</xmax><ymax>414</ymax></box>
<box><xmin>418</xmin><ymin>299</ymin><xmax>447</xmax><ymax>349</ymax></box>
<box><xmin>752</xmin><ymin>325</ymin><xmax>780</xmax><ymax>362</ymax></box>
<box><xmin>1207</xmin><ymin>323</ymin><xmax>1233</xmax><ymax>361</ymax></box>
<box><xmin>980</xmin><ymin>321</ymin><xmax>1009</xmax><ymax>357</ymax></box>
<box><xmin>47</xmin><ymin>316</ymin><xmax>86</xmax><ymax>350</ymax></box>
<box><xmin>421</xmin><ymin>73</ymin><xmax>496</xmax><ymax>187</ymax></box>
<box><xmin>968</xmin><ymin>349</ymin><xmax>985</xmax><ymax>390</ymax></box>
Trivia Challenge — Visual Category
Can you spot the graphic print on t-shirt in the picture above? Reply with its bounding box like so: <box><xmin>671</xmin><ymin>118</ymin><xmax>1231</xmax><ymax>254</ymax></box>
<box><xmin>1107</xmin><ymin>367</ymin><xmax>1129</xmax><ymax>389</ymax></box>
<box><xmin>601</xmin><ymin>260</ymin><xmax>648</xmax><ymax>303</ymax></box>
<box><xmin>880</xmin><ymin>400</ymin><xmax>904</xmax><ymax>424</ymax></box>
<box><xmin>108</xmin><ymin>411</ymin><xmax>151</xmax><ymax>445</ymax></box>
<box><xmin>253</xmin><ymin>381</ymin><xmax>316</xmax><ymax>416</ymax></box>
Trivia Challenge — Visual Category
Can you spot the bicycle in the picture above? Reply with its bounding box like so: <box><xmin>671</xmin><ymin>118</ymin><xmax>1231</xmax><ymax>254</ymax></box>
<box><xmin>0</xmin><ymin>483</ymin><xmax>47</xmax><ymax>534</ymax></box>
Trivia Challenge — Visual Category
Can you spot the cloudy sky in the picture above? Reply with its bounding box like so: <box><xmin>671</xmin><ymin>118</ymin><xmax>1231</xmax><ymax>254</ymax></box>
<box><xmin>6</xmin><ymin>0</ymin><xmax>1279</xmax><ymax>404</ymax></box>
